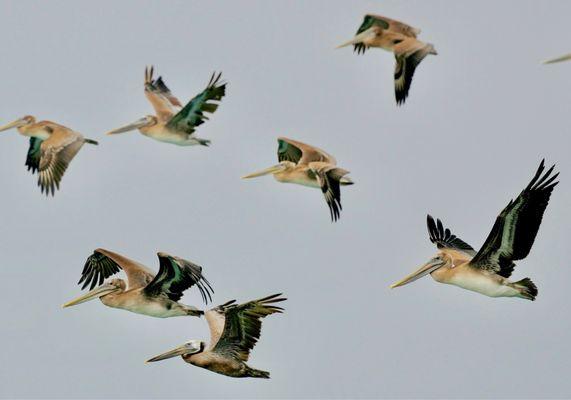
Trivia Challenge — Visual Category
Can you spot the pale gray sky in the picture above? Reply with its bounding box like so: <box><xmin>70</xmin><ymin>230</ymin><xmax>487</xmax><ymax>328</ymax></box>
<box><xmin>1</xmin><ymin>0</ymin><xmax>571</xmax><ymax>398</ymax></box>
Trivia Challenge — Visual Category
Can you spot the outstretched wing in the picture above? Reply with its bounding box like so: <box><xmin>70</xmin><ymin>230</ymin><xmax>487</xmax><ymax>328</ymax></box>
<box><xmin>143</xmin><ymin>253</ymin><xmax>213</xmax><ymax>303</ymax></box>
<box><xmin>144</xmin><ymin>66</ymin><xmax>181</xmax><ymax>121</ymax></box>
<box><xmin>277</xmin><ymin>137</ymin><xmax>336</xmax><ymax>165</ymax></box>
<box><xmin>426</xmin><ymin>215</ymin><xmax>476</xmax><ymax>256</ymax></box>
<box><xmin>78</xmin><ymin>248</ymin><xmax>155</xmax><ymax>290</ymax></box>
<box><xmin>209</xmin><ymin>294</ymin><xmax>285</xmax><ymax>362</ymax></box>
<box><xmin>353</xmin><ymin>14</ymin><xmax>419</xmax><ymax>54</ymax></box>
<box><xmin>394</xmin><ymin>40</ymin><xmax>435</xmax><ymax>105</ymax></box>
<box><xmin>37</xmin><ymin>125</ymin><xmax>86</xmax><ymax>196</ymax></box>
<box><xmin>25</xmin><ymin>137</ymin><xmax>43</xmax><ymax>173</ymax></box>
<box><xmin>165</xmin><ymin>72</ymin><xmax>226</xmax><ymax>135</ymax></box>
<box><xmin>470</xmin><ymin>160</ymin><xmax>559</xmax><ymax>278</ymax></box>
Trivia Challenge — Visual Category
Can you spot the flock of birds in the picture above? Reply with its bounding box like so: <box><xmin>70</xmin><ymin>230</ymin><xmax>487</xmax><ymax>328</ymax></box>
<box><xmin>2</xmin><ymin>13</ymin><xmax>569</xmax><ymax>379</ymax></box>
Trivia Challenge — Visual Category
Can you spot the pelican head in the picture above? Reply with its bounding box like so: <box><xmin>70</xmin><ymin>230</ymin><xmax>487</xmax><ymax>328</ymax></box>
<box><xmin>146</xmin><ymin>340</ymin><xmax>205</xmax><ymax>363</ymax></box>
<box><xmin>106</xmin><ymin>115</ymin><xmax>156</xmax><ymax>135</ymax></box>
<box><xmin>336</xmin><ymin>26</ymin><xmax>381</xmax><ymax>49</ymax></box>
<box><xmin>390</xmin><ymin>253</ymin><xmax>450</xmax><ymax>288</ymax></box>
<box><xmin>241</xmin><ymin>161</ymin><xmax>295</xmax><ymax>179</ymax></box>
<box><xmin>0</xmin><ymin>115</ymin><xmax>35</xmax><ymax>132</ymax></box>
<box><xmin>62</xmin><ymin>278</ymin><xmax>125</xmax><ymax>308</ymax></box>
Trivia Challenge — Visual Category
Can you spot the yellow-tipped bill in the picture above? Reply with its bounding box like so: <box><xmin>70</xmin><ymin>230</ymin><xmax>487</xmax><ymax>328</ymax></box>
<box><xmin>390</xmin><ymin>258</ymin><xmax>444</xmax><ymax>289</ymax></box>
<box><xmin>62</xmin><ymin>283</ymin><xmax>120</xmax><ymax>308</ymax></box>
<box><xmin>241</xmin><ymin>164</ymin><xmax>285</xmax><ymax>179</ymax></box>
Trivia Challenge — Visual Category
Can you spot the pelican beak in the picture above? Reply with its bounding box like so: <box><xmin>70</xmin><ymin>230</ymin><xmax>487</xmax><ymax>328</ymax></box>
<box><xmin>543</xmin><ymin>53</ymin><xmax>571</xmax><ymax>64</ymax></box>
<box><xmin>336</xmin><ymin>28</ymin><xmax>374</xmax><ymax>49</ymax></box>
<box><xmin>146</xmin><ymin>342</ymin><xmax>200</xmax><ymax>363</ymax></box>
<box><xmin>62</xmin><ymin>283</ymin><xmax>120</xmax><ymax>308</ymax></box>
<box><xmin>0</xmin><ymin>118</ymin><xmax>26</xmax><ymax>132</ymax></box>
<box><xmin>390</xmin><ymin>259</ymin><xmax>445</xmax><ymax>289</ymax></box>
<box><xmin>241</xmin><ymin>164</ymin><xmax>285</xmax><ymax>179</ymax></box>
<box><xmin>106</xmin><ymin>117</ymin><xmax>149</xmax><ymax>135</ymax></box>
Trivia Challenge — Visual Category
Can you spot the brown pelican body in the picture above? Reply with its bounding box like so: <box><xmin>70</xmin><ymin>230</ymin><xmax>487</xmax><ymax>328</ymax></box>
<box><xmin>107</xmin><ymin>67</ymin><xmax>226</xmax><ymax>146</ymax></box>
<box><xmin>63</xmin><ymin>248</ymin><xmax>213</xmax><ymax>318</ymax></box>
<box><xmin>242</xmin><ymin>137</ymin><xmax>354</xmax><ymax>221</ymax></box>
<box><xmin>0</xmin><ymin>116</ymin><xmax>98</xmax><ymax>195</ymax></box>
<box><xmin>147</xmin><ymin>294</ymin><xmax>285</xmax><ymax>378</ymax></box>
<box><xmin>391</xmin><ymin>160</ymin><xmax>559</xmax><ymax>300</ymax></box>
<box><xmin>337</xmin><ymin>14</ymin><xmax>437</xmax><ymax>105</ymax></box>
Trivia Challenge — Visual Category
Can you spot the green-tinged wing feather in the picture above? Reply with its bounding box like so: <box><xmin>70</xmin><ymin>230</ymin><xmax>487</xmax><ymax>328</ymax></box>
<box><xmin>25</xmin><ymin>137</ymin><xmax>43</xmax><ymax>173</ymax></box>
<box><xmin>165</xmin><ymin>72</ymin><xmax>226</xmax><ymax>135</ymax></box>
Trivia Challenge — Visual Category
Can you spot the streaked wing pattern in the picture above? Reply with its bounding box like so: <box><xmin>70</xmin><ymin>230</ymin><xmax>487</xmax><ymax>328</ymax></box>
<box><xmin>211</xmin><ymin>294</ymin><xmax>285</xmax><ymax>362</ymax></box>
<box><xmin>427</xmin><ymin>215</ymin><xmax>476</xmax><ymax>256</ymax></box>
<box><xmin>38</xmin><ymin>131</ymin><xmax>84</xmax><ymax>196</ymax></box>
<box><xmin>165</xmin><ymin>72</ymin><xmax>226</xmax><ymax>134</ymax></box>
<box><xmin>470</xmin><ymin>160</ymin><xmax>559</xmax><ymax>277</ymax></box>
<box><xmin>143</xmin><ymin>254</ymin><xmax>213</xmax><ymax>303</ymax></box>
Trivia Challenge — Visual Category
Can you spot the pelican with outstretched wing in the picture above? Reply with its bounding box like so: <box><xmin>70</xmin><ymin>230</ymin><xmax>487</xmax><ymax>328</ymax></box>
<box><xmin>337</xmin><ymin>14</ymin><xmax>437</xmax><ymax>105</ymax></box>
<box><xmin>63</xmin><ymin>249</ymin><xmax>213</xmax><ymax>317</ymax></box>
<box><xmin>0</xmin><ymin>116</ymin><xmax>98</xmax><ymax>195</ymax></box>
<box><xmin>242</xmin><ymin>137</ymin><xmax>354</xmax><ymax>222</ymax></box>
<box><xmin>147</xmin><ymin>294</ymin><xmax>285</xmax><ymax>378</ymax></box>
<box><xmin>107</xmin><ymin>66</ymin><xmax>226</xmax><ymax>146</ymax></box>
<box><xmin>391</xmin><ymin>160</ymin><xmax>559</xmax><ymax>300</ymax></box>
<box><xmin>543</xmin><ymin>53</ymin><xmax>571</xmax><ymax>64</ymax></box>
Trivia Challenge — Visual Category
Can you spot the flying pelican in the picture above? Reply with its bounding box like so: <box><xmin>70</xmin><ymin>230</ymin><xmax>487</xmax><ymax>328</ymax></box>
<box><xmin>63</xmin><ymin>248</ymin><xmax>213</xmax><ymax>317</ymax></box>
<box><xmin>337</xmin><ymin>14</ymin><xmax>437</xmax><ymax>105</ymax></box>
<box><xmin>543</xmin><ymin>53</ymin><xmax>571</xmax><ymax>64</ymax></box>
<box><xmin>106</xmin><ymin>67</ymin><xmax>226</xmax><ymax>146</ymax></box>
<box><xmin>242</xmin><ymin>137</ymin><xmax>353</xmax><ymax>222</ymax></box>
<box><xmin>146</xmin><ymin>293</ymin><xmax>285</xmax><ymax>378</ymax></box>
<box><xmin>390</xmin><ymin>160</ymin><xmax>559</xmax><ymax>300</ymax></box>
<box><xmin>0</xmin><ymin>116</ymin><xmax>98</xmax><ymax>195</ymax></box>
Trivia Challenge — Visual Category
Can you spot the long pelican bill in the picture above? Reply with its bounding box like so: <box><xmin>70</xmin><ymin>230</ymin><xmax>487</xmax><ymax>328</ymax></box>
<box><xmin>241</xmin><ymin>164</ymin><xmax>285</xmax><ymax>179</ymax></box>
<box><xmin>106</xmin><ymin>117</ymin><xmax>149</xmax><ymax>135</ymax></box>
<box><xmin>146</xmin><ymin>342</ymin><xmax>201</xmax><ymax>363</ymax></box>
<box><xmin>543</xmin><ymin>53</ymin><xmax>571</xmax><ymax>64</ymax></box>
<box><xmin>62</xmin><ymin>283</ymin><xmax>120</xmax><ymax>308</ymax></box>
<box><xmin>336</xmin><ymin>28</ymin><xmax>375</xmax><ymax>49</ymax></box>
<box><xmin>390</xmin><ymin>259</ymin><xmax>445</xmax><ymax>289</ymax></box>
<box><xmin>0</xmin><ymin>118</ymin><xmax>26</xmax><ymax>132</ymax></box>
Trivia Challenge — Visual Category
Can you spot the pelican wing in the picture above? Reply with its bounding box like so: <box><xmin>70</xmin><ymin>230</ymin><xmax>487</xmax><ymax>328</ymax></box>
<box><xmin>278</xmin><ymin>137</ymin><xmax>336</xmax><ymax>165</ymax></box>
<box><xmin>470</xmin><ymin>160</ymin><xmax>559</xmax><ymax>277</ymax></box>
<box><xmin>353</xmin><ymin>14</ymin><xmax>419</xmax><ymax>54</ymax></box>
<box><xmin>394</xmin><ymin>39</ymin><xmax>435</xmax><ymax>105</ymax></box>
<box><xmin>143</xmin><ymin>254</ymin><xmax>213</xmax><ymax>303</ymax></box>
<box><xmin>210</xmin><ymin>294</ymin><xmax>285</xmax><ymax>362</ymax></box>
<box><xmin>165</xmin><ymin>72</ymin><xmax>226</xmax><ymax>135</ymax></box>
<box><xmin>427</xmin><ymin>215</ymin><xmax>476</xmax><ymax>256</ymax></box>
<box><xmin>311</xmin><ymin>164</ymin><xmax>350</xmax><ymax>222</ymax></box>
<box><xmin>144</xmin><ymin>66</ymin><xmax>181</xmax><ymax>122</ymax></box>
<box><xmin>25</xmin><ymin>137</ymin><xmax>43</xmax><ymax>173</ymax></box>
<box><xmin>78</xmin><ymin>248</ymin><xmax>155</xmax><ymax>290</ymax></box>
<box><xmin>37</xmin><ymin>126</ymin><xmax>85</xmax><ymax>195</ymax></box>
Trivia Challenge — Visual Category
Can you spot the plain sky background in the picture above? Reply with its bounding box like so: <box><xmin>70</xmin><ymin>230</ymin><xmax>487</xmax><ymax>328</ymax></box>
<box><xmin>1</xmin><ymin>0</ymin><xmax>570</xmax><ymax>398</ymax></box>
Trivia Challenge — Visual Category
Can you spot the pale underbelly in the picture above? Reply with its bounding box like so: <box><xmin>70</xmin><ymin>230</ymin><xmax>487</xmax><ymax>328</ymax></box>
<box><xmin>144</xmin><ymin>131</ymin><xmax>196</xmax><ymax>145</ymax></box>
<box><xmin>105</xmin><ymin>298</ymin><xmax>186</xmax><ymax>318</ymax></box>
<box><xmin>446</xmin><ymin>272</ymin><xmax>518</xmax><ymax>298</ymax></box>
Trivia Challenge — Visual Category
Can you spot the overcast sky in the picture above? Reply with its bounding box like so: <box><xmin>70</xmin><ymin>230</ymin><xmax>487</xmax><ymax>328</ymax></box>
<box><xmin>1</xmin><ymin>0</ymin><xmax>571</xmax><ymax>398</ymax></box>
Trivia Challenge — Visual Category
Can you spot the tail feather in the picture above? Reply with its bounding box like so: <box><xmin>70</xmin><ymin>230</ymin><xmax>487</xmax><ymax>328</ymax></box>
<box><xmin>84</xmin><ymin>138</ymin><xmax>99</xmax><ymax>145</ymax></box>
<box><xmin>246</xmin><ymin>366</ymin><xmax>270</xmax><ymax>379</ymax></box>
<box><xmin>198</xmin><ymin>138</ymin><xmax>211</xmax><ymax>147</ymax></box>
<box><xmin>514</xmin><ymin>278</ymin><xmax>538</xmax><ymax>301</ymax></box>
